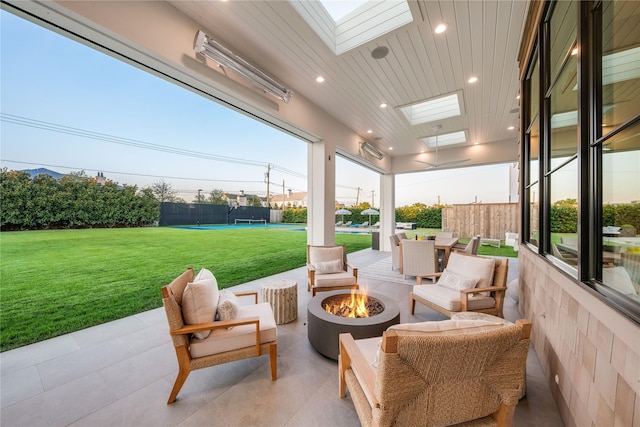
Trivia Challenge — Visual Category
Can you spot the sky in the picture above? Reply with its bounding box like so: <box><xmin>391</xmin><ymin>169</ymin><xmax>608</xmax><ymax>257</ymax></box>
<box><xmin>0</xmin><ymin>9</ymin><xmax>515</xmax><ymax>208</ymax></box>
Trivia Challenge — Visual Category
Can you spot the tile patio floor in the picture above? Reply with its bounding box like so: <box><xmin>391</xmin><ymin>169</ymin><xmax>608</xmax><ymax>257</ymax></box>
<box><xmin>1</xmin><ymin>249</ymin><xmax>564</xmax><ymax>426</ymax></box>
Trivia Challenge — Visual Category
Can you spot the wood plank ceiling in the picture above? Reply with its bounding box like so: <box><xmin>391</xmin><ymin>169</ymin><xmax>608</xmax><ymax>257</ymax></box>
<box><xmin>169</xmin><ymin>0</ymin><xmax>529</xmax><ymax>169</ymax></box>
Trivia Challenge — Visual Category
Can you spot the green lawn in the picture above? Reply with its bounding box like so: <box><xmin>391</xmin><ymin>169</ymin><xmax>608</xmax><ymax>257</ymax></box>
<box><xmin>402</xmin><ymin>229</ymin><xmax>520</xmax><ymax>258</ymax></box>
<box><xmin>0</xmin><ymin>226</ymin><xmax>371</xmax><ymax>351</ymax></box>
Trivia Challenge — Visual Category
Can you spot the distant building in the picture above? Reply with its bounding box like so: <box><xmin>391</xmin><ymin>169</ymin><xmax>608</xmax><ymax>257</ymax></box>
<box><xmin>20</xmin><ymin>168</ymin><xmax>111</xmax><ymax>186</ymax></box>
<box><xmin>271</xmin><ymin>191</ymin><xmax>308</xmax><ymax>208</ymax></box>
<box><xmin>20</xmin><ymin>168</ymin><xmax>66</xmax><ymax>180</ymax></box>
<box><xmin>95</xmin><ymin>172</ymin><xmax>106</xmax><ymax>185</ymax></box>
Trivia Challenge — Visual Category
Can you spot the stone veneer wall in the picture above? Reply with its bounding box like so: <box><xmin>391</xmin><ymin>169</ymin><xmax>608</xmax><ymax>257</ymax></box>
<box><xmin>519</xmin><ymin>248</ymin><xmax>639</xmax><ymax>427</ymax></box>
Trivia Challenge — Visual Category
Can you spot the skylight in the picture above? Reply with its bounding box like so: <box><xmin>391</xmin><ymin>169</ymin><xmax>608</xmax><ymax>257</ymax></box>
<box><xmin>421</xmin><ymin>131</ymin><xmax>467</xmax><ymax>148</ymax></box>
<box><xmin>572</xmin><ymin>46</ymin><xmax>640</xmax><ymax>90</ymax></box>
<box><xmin>320</xmin><ymin>0</ymin><xmax>368</xmax><ymax>22</ymax></box>
<box><xmin>289</xmin><ymin>0</ymin><xmax>413</xmax><ymax>55</ymax></box>
<box><xmin>399</xmin><ymin>93</ymin><xmax>462</xmax><ymax>126</ymax></box>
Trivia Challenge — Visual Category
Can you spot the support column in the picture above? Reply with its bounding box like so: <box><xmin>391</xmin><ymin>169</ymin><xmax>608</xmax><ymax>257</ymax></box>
<box><xmin>379</xmin><ymin>173</ymin><xmax>395</xmax><ymax>252</ymax></box>
<box><xmin>307</xmin><ymin>140</ymin><xmax>336</xmax><ymax>246</ymax></box>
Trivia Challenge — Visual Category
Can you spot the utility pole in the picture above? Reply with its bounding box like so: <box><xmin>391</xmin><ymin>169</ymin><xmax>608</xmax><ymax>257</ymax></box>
<box><xmin>371</xmin><ymin>190</ymin><xmax>375</xmax><ymax>207</ymax></box>
<box><xmin>265</xmin><ymin>163</ymin><xmax>271</xmax><ymax>208</ymax></box>
<box><xmin>355</xmin><ymin>187</ymin><xmax>361</xmax><ymax>205</ymax></box>
<box><xmin>282</xmin><ymin>179</ymin><xmax>285</xmax><ymax>211</ymax></box>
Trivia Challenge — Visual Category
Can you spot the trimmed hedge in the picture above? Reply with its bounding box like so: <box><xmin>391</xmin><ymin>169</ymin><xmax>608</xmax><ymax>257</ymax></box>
<box><xmin>282</xmin><ymin>204</ymin><xmax>442</xmax><ymax>229</ymax></box>
<box><xmin>551</xmin><ymin>203</ymin><xmax>640</xmax><ymax>233</ymax></box>
<box><xmin>0</xmin><ymin>170</ymin><xmax>159</xmax><ymax>230</ymax></box>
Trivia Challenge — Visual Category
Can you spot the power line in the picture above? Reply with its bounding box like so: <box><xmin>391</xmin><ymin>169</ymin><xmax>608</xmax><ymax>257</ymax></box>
<box><xmin>0</xmin><ymin>159</ymin><xmax>308</xmax><ymax>193</ymax></box>
<box><xmin>0</xmin><ymin>113</ymin><xmax>307</xmax><ymax>179</ymax></box>
<box><xmin>0</xmin><ymin>159</ymin><xmax>261</xmax><ymax>183</ymax></box>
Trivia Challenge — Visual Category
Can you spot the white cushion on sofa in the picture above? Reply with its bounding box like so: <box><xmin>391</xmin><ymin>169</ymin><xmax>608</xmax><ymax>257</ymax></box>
<box><xmin>217</xmin><ymin>289</ymin><xmax>240</xmax><ymax>327</ymax></box>
<box><xmin>314</xmin><ymin>271</ymin><xmax>357</xmax><ymax>288</ymax></box>
<box><xmin>437</xmin><ymin>269</ymin><xmax>479</xmax><ymax>291</ymax></box>
<box><xmin>446</xmin><ymin>252</ymin><xmax>496</xmax><ymax>289</ymax></box>
<box><xmin>310</xmin><ymin>246</ymin><xmax>344</xmax><ymax>271</ymax></box>
<box><xmin>388</xmin><ymin>319</ymin><xmax>506</xmax><ymax>334</ymax></box>
<box><xmin>412</xmin><ymin>285</ymin><xmax>495</xmax><ymax>312</ymax></box>
<box><xmin>182</xmin><ymin>271</ymin><xmax>219</xmax><ymax>339</ymax></box>
<box><xmin>314</xmin><ymin>259</ymin><xmax>343</xmax><ymax>274</ymax></box>
<box><xmin>189</xmin><ymin>302</ymin><xmax>278</xmax><ymax>358</ymax></box>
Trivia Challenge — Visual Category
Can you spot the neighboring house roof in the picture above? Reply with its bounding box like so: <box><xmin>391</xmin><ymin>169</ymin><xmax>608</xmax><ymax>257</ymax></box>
<box><xmin>20</xmin><ymin>168</ymin><xmax>66</xmax><ymax>180</ymax></box>
<box><xmin>271</xmin><ymin>192</ymin><xmax>308</xmax><ymax>203</ymax></box>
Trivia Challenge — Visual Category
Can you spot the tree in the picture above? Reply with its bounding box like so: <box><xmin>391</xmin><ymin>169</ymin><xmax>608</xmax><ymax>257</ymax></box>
<box><xmin>207</xmin><ymin>188</ymin><xmax>228</xmax><ymax>205</ymax></box>
<box><xmin>554</xmin><ymin>198</ymin><xmax>578</xmax><ymax>208</ymax></box>
<box><xmin>67</xmin><ymin>170</ymin><xmax>88</xmax><ymax>179</ymax></box>
<box><xmin>246</xmin><ymin>195</ymin><xmax>263</xmax><ymax>207</ymax></box>
<box><xmin>150</xmin><ymin>179</ymin><xmax>178</xmax><ymax>203</ymax></box>
<box><xmin>0</xmin><ymin>168</ymin><xmax>159</xmax><ymax>230</ymax></box>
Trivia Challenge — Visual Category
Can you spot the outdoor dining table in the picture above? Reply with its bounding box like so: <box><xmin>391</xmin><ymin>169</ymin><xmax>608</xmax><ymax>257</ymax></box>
<box><xmin>435</xmin><ymin>237</ymin><xmax>459</xmax><ymax>269</ymax></box>
<box><xmin>398</xmin><ymin>237</ymin><xmax>459</xmax><ymax>273</ymax></box>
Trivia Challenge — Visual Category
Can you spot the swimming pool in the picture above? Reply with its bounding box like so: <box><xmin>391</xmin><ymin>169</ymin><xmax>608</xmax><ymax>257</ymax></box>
<box><xmin>173</xmin><ymin>223</ymin><xmax>301</xmax><ymax>230</ymax></box>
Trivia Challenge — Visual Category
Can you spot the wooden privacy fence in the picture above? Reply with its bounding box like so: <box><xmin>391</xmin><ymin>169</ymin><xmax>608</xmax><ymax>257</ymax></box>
<box><xmin>442</xmin><ymin>203</ymin><xmax>519</xmax><ymax>240</ymax></box>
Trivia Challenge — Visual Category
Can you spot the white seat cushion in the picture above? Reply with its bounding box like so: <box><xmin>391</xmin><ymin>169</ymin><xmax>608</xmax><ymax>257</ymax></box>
<box><xmin>446</xmin><ymin>252</ymin><xmax>496</xmax><ymax>288</ymax></box>
<box><xmin>352</xmin><ymin>337</ymin><xmax>382</xmax><ymax>408</ymax></box>
<box><xmin>412</xmin><ymin>284</ymin><xmax>495</xmax><ymax>312</ymax></box>
<box><xmin>189</xmin><ymin>302</ymin><xmax>277</xmax><ymax>358</ymax></box>
<box><xmin>314</xmin><ymin>271</ymin><xmax>356</xmax><ymax>288</ymax></box>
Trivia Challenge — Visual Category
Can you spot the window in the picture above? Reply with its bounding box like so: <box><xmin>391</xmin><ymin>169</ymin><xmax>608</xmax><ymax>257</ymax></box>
<box><xmin>525</xmin><ymin>53</ymin><xmax>540</xmax><ymax>247</ymax></box>
<box><xmin>522</xmin><ymin>0</ymin><xmax>640</xmax><ymax>322</ymax></box>
<box><xmin>596</xmin><ymin>0</ymin><xmax>640</xmax><ymax>303</ymax></box>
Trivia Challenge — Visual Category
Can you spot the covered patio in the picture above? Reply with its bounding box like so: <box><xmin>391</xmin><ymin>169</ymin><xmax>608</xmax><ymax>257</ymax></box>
<box><xmin>1</xmin><ymin>250</ymin><xmax>564</xmax><ymax>426</ymax></box>
<box><xmin>3</xmin><ymin>1</ymin><xmax>637</xmax><ymax>425</ymax></box>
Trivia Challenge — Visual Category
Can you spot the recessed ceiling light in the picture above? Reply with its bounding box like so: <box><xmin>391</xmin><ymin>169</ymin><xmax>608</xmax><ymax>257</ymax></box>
<box><xmin>571</xmin><ymin>47</ymin><xmax>578</xmax><ymax>55</ymax></box>
<box><xmin>316</xmin><ymin>76</ymin><xmax>325</xmax><ymax>83</ymax></box>
<box><xmin>371</xmin><ymin>46</ymin><xmax>389</xmax><ymax>60</ymax></box>
<box><xmin>388</xmin><ymin>147</ymin><xmax>393</xmax><ymax>150</ymax></box>
<box><xmin>435</xmin><ymin>23</ymin><xmax>447</xmax><ymax>34</ymax></box>
<box><xmin>380</xmin><ymin>103</ymin><xmax>388</xmax><ymax>108</ymax></box>
<box><xmin>367</xmin><ymin>129</ymin><xmax>373</xmax><ymax>134</ymax></box>
<box><xmin>508</xmin><ymin>126</ymin><xmax>515</xmax><ymax>130</ymax></box>
<box><xmin>468</xmin><ymin>76</ymin><xmax>478</xmax><ymax>84</ymax></box>
<box><xmin>516</xmin><ymin>94</ymin><xmax>520</xmax><ymax>100</ymax></box>
<box><xmin>474</xmin><ymin>141</ymin><xmax>479</xmax><ymax>145</ymax></box>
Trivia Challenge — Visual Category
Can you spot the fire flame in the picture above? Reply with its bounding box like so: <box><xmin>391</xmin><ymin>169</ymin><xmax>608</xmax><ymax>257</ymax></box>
<box><xmin>324</xmin><ymin>290</ymin><xmax>369</xmax><ymax>318</ymax></box>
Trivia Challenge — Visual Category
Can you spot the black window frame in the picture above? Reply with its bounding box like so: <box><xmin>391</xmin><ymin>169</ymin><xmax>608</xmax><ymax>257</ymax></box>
<box><xmin>521</xmin><ymin>0</ymin><xmax>640</xmax><ymax>324</ymax></box>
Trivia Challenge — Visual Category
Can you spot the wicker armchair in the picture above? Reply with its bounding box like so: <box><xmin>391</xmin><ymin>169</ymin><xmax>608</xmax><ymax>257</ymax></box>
<box><xmin>389</xmin><ymin>235</ymin><xmax>401</xmax><ymax>270</ymax></box>
<box><xmin>400</xmin><ymin>239</ymin><xmax>438</xmax><ymax>281</ymax></box>
<box><xmin>307</xmin><ymin>244</ymin><xmax>358</xmax><ymax>296</ymax></box>
<box><xmin>162</xmin><ymin>267</ymin><xmax>277</xmax><ymax>404</ymax></box>
<box><xmin>339</xmin><ymin>318</ymin><xmax>532</xmax><ymax>427</ymax></box>
<box><xmin>453</xmin><ymin>235</ymin><xmax>480</xmax><ymax>255</ymax></box>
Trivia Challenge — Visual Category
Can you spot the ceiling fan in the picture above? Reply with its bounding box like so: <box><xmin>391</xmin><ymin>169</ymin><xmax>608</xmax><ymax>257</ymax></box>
<box><xmin>416</xmin><ymin>125</ymin><xmax>470</xmax><ymax>169</ymax></box>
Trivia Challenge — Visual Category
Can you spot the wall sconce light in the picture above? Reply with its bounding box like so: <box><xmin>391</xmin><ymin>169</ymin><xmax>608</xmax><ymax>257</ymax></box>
<box><xmin>194</xmin><ymin>30</ymin><xmax>294</xmax><ymax>103</ymax></box>
<box><xmin>360</xmin><ymin>141</ymin><xmax>384</xmax><ymax>160</ymax></box>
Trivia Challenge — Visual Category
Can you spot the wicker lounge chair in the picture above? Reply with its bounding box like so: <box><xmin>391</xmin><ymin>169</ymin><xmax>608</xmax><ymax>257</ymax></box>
<box><xmin>339</xmin><ymin>317</ymin><xmax>532</xmax><ymax>426</ymax></box>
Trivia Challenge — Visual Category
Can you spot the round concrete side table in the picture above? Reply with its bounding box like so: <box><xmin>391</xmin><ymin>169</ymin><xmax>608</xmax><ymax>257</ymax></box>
<box><xmin>260</xmin><ymin>279</ymin><xmax>298</xmax><ymax>324</ymax></box>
